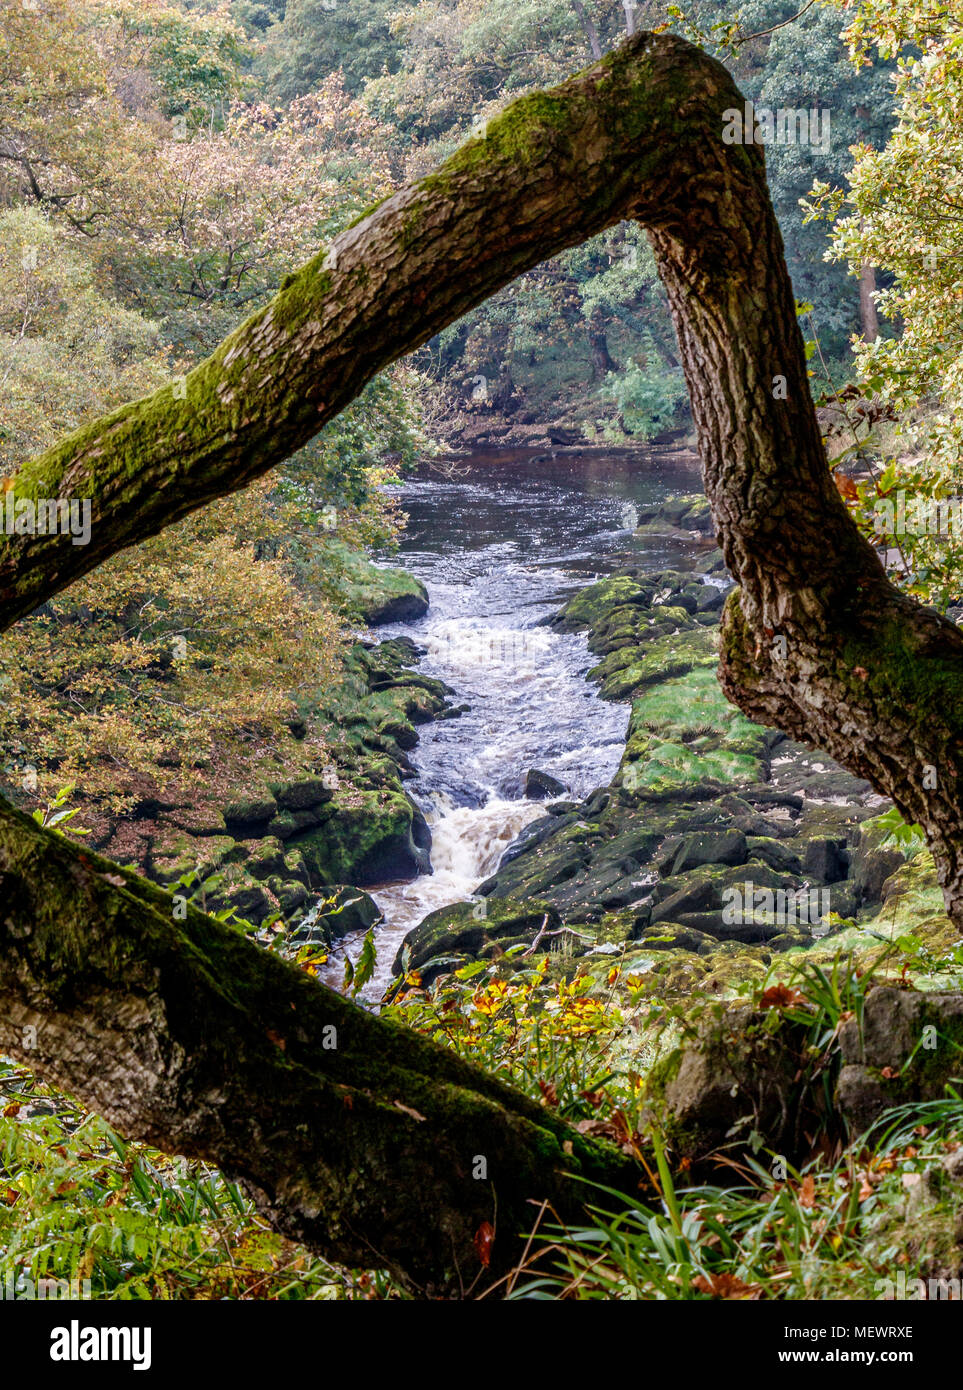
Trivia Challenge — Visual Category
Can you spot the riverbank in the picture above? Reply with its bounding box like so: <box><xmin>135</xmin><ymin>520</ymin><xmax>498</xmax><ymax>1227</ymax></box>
<box><xmin>393</xmin><ymin>493</ymin><xmax>956</xmax><ymax>998</ymax></box>
<box><xmin>439</xmin><ymin>407</ymin><xmax>695</xmax><ymax>453</ymax></box>
<box><xmin>378</xmin><ymin>491</ymin><xmax>963</xmax><ymax>1291</ymax></box>
<box><xmin>10</xmin><ymin>464</ymin><xmax>963</xmax><ymax>1304</ymax></box>
<box><xmin>66</xmin><ymin>551</ymin><xmax>458</xmax><ymax>944</ymax></box>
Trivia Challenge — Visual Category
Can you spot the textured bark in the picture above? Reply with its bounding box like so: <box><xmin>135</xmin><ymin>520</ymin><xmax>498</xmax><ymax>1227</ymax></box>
<box><xmin>641</xmin><ymin>117</ymin><xmax>963</xmax><ymax>924</ymax></box>
<box><xmin>3</xmin><ymin>26</ymin><xmax>963</xmax><ymax>1295</ymax></box>
<box><xmin>588</xmin><ymin>309</ymin><xmax>618</xmax><ymax>380</ymax></box>
<box><xmin>0</xmin><ymin>800</ymin><xmax>635</xmax><ymax>1295</ymax></box>
<box><xmin>0</xmin><ymin>31</ymin><xmax>738</xmax><ymax>628</ymax></box>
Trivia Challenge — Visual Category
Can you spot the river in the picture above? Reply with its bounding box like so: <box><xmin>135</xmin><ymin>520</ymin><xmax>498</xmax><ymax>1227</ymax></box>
<box><xmin>327</xmin><ymin>443</ymin><xmax>704</xmax><ymax>998</ymax></box>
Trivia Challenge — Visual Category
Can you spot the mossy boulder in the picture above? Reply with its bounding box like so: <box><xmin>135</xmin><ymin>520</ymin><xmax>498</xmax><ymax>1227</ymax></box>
<box><xmin>669</xmin><ymin>829</ymin><xmax>749</xmax><ymax>875</ymax></box>
<box><xmin>745</xmin><ymin>836</ymin><xmax>803</xmax><ymax>875</ymax></box>
<box><xmin>618</xmin><ymin>664</ymin><xmax>768</xmax><ymax>798</ymax></box>
<box><xmin>645</xmin><ymin>1002</ymin><xmax>830</xmax><ymax>1167</ymax></box>
<box><xmin>275</xmin><ymin>880</ymin><xmax>309</xmax><ymax>913</ymax></box>
<box><xmin>837</xmin><ymin>987</ymin><xmax>963</xmax><ymax>1133</ymax></box>
<box><xmin>640</xmin><ymin>921</ymin><xmax>718</xmax><ymax>955</ymax></box>
<box><xmin>871</xmin><ymin>851</ymin><xmax>949</xmax><ymax>935</ymax></box>
<box><xmin>150</xmin><ymin>830</ymin><xmax>236</xmax><ymax>886</ymax></box>
<box><xmin>225</xmin><ymin>882</ymin><xmax>274</xmax><ymax>921</ymax></box>
<box><xmin>642</xmin><ymin>982</ymin><xmax>963</xmax><ymax>1174</ymax></box>
<box><xmin>394</xmin><ymin>897</ymin><xmax>562</xmax><ymax>983</ymax></box>
<box><xmin>321</xmin><ymin>538</ymin><xmax>429</xmax><ymax>625</ymax></box>
<box><xmin>620</xmin><ymin>743</ymin><xmax>764</xmax><ymax>800</ymax></box>
<box><xmin>635</xmin><ymin>494</ymin><xmax>716</xmax><ymax>540</ymax></box>
<box><xmin>224</xmin><ymin>794</ymin><xmax>278</xmax><ymax>829</ymax></box>
<box><xmin>165</xmin><ymin>805</ymin><xmax>229</xmax><ymax>836</ymax></box>
<box><xmin>246</xmin><ymin>838</ymin><xmax>289</xmax><ymax>882</ymax></box>
<box><xmin>849</xmin><ymin>818</ymin><xmax>908</xmax><ymax>907</ymax></box>
<box><xmin>272</xmin><ymin>777</ymin><xmax>336</xmax><ymax>812</ymax></box>
<box><xmin>292</xmin><ymin>790</ymin><xmax>431</xmax><ymax>887</ymax></box>
<box><xmin>553</xmin><ymin>575</ymin><xmax>654</xmax><ymax>632</ymax></box>
<box><xmin>595</xmin><ymin>627</ymin><xmax>718</xmax><ymax>700</ymax></box>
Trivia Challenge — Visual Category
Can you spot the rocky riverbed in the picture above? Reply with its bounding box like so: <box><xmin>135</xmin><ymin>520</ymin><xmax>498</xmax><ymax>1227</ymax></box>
<box><xmin>96</xmin><ymin>481</ymin><xmax>957</xmax><ymax>1008</ymax></box>
<box><xmin>83</xmin><ymin>552</ymin><xmax>456</xmax><ymax>945</ymax></box>
<box><xmin>393</xmin><ymin>493</ymin><xmax>957</xmax><ymax>997</ymax></box>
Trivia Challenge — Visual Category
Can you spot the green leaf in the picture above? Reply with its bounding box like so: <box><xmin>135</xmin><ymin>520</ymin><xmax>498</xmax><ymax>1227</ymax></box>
<box><xmin>350</xmin><ymin>928</ymin><xmax>378</xmax><ymax>996</ymax></box>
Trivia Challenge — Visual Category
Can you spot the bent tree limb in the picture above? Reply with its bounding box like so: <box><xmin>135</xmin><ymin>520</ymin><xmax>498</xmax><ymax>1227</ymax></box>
<box><xmin>3</xmin><ymin>28</ymin><xmax>963</xmax><ymax>1292</ymax></box>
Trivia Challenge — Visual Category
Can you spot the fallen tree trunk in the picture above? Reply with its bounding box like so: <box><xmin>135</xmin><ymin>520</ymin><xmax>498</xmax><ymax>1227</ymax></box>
<box><xmin>3</xmin><ymin>27</ymin><xmax>963</xmax><ymax>1293</ymax></box>
<box><xmin>0</xmin><ymin>800</ymin><xmax>636</xmax><ymax>1295</ymax></box>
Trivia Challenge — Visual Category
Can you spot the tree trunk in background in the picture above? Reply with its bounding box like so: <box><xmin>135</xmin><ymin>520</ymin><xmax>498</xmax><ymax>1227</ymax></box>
<box><xmin>588</xmin><ymin>308</ymin><xmax>618</xmax><ymax>380</ymax></box>
<box><xmin>860</xmin><ymin>261</ymin><xmax>880</xmax><ymax>341</ymax></box>
<box><xmin>492</xmin><ymin>373</ymin><xmax>518</xmax><ymax>412</ymax></box>
<box><xmin>557</xmin><ymin>273</ymin><xmax>617</xmax><ymax>382</ymax></box>
<box><xmin>571</xmin><ymin>0</ymin><xmax>603</xmax><ymax>59</ymax></box>
<box><xmin>5</xmin><ymin>30</ymin><xmax>963</xmax><ymax>1294</ymax></box>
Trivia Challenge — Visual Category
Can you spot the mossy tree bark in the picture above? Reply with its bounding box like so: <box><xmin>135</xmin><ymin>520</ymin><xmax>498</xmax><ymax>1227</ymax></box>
<box><xmin>4</xmin><ymin>27</ymin><xmax>963</xmax><ymax>1294</ymax></box>
<box><xmin>0</xmin><ymin>800</ymin><xmax>635</xmax><ymax>1295</ymax></box>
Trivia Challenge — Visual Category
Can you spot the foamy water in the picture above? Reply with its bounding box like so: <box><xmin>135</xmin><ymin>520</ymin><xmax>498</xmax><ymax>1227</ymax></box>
<box><xmin>320</xmin><ymin>448</ymin><xmax>704</xmax><ymax>1001</ymax></box>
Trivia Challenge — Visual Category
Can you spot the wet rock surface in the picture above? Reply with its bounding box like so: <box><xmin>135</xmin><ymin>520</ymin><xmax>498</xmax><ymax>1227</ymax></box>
<box><xmin>391</xmin><ymin>897</ymin><xmax>563</xmax><ymax>988</ymax></box>
<box><xmin>396</xmin><ymin>494</ymin><xmax>922</xmax><ymax>986</ymax></box>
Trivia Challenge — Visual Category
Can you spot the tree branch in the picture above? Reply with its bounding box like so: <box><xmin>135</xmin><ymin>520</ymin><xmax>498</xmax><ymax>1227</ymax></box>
<box><xmin>0</xmin><ymin>32</ymin><xmax>755</xmax><ymax>628</ymax></box>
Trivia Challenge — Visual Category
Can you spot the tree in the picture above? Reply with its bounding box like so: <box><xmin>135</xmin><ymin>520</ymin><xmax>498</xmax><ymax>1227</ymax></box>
<box><xmin>0</xmin><ymin>2</ymin><xmax>429</xmax><ymax>853</ymax></box>
<box><xmin>0</xmin><ymin>206</ymin><xmax>392</xmax><ymax>826</ymax></box>
<box><xmin>805</xmin><ymin>0</ymin><xmax>963</xmax><ymax>605</ymax></box>
<box><xmin>261</xmin><ymin>0</ymin><xmax>403</xmax><ymax>101</ymax></box>
<box><xmin>362</xmin><ymin>0</ymin><xmax>684</xmax><ymax>427</ymax></box>
<box><xmin>361</xmin><ymin>0</ymin><xmax>898</xmax><ymax>417</ymax></box>
<box><xmin>0</xmin><ymin>0</ymin><xmax>246</xmax><ymax>233</ymax></box>
<box><xmin>0</xmin><ymin>209</ymin><xmax>170</xmax><ymax>470</ymax></box>
<box><xmin>3</xmin><ymin>28</ymin><xmax>963</xmax><ymax>1295</ymax></box>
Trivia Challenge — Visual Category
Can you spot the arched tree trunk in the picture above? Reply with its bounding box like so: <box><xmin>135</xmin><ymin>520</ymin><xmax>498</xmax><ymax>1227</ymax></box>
<box><xmin>3</xmin><ymin>30</ymin><xmax>963</xmax><ymax>1294</ymax></box>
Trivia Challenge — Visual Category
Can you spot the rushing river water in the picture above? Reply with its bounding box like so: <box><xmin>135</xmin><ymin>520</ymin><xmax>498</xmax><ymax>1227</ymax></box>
<box><xmin>328</xmin><ymin>444</ymin><xmax>704</xmax><ymax>997</ymax></box>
